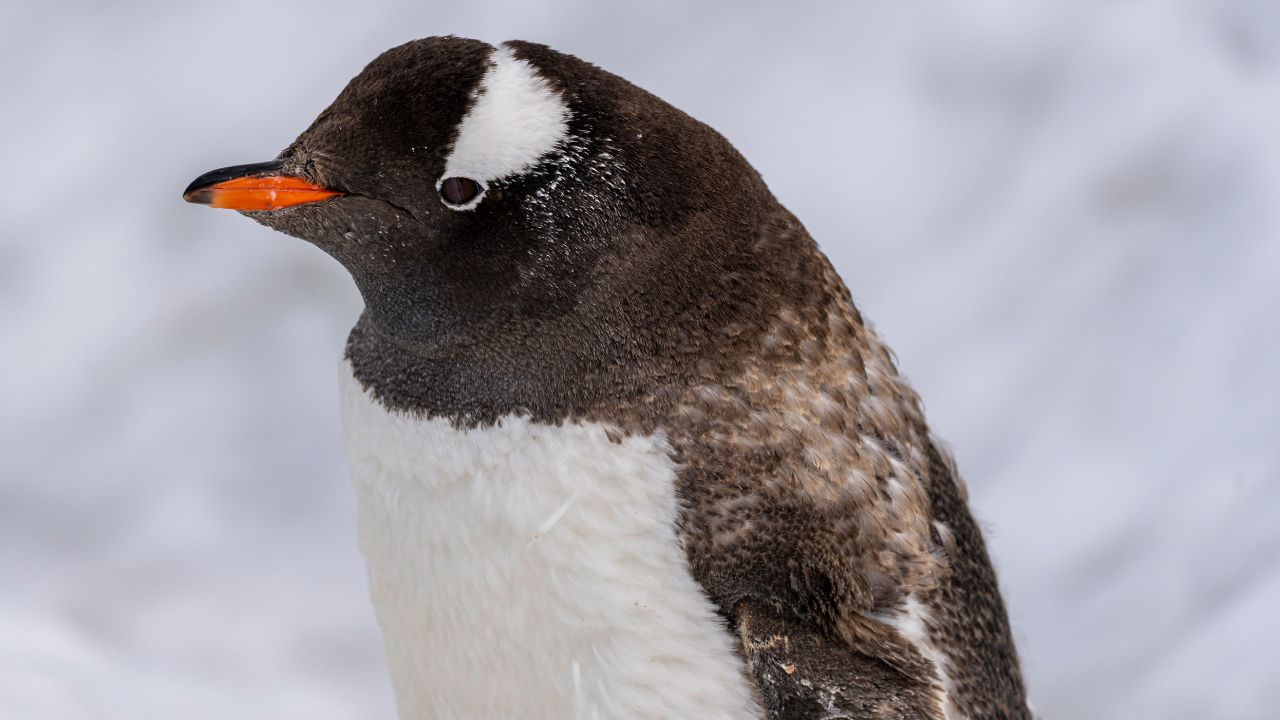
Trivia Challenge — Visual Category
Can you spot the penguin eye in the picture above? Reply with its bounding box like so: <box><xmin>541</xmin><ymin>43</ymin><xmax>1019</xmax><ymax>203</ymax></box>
<box><xmin>439</xmin><ymin>177</ymin><xmax>484</xmax><ymax>208</ymax></box>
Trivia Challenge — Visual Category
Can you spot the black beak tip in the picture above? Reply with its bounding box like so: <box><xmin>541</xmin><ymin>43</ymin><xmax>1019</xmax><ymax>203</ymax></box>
<box><xmin>182</xmin><ymin>159</ymin><xmax>286</xmax><ymax>203</ymax></box>
<box><xmin>183</xmin><ymin>188</ymin><xmax>214</xmax><ymax>205</ymax></box>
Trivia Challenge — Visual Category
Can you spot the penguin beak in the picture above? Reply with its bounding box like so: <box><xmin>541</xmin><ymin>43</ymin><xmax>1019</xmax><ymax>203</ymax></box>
<box><xmin>183</xmin><ymin>160</ymin><xmax>344</xmax><ymax>211</ymax></box>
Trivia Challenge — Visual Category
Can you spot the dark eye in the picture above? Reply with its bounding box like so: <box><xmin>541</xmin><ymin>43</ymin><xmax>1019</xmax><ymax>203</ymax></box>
<box><xmin>439</xmin><ymin>177</ymin><xmax>483</xmax><ymax>207</ymax></box>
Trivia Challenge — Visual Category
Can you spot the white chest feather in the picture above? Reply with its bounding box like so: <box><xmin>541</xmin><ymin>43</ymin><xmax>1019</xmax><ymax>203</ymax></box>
<box><xmin>339</xmin><ymin>363</ymin><xmax>762</xmax><ymax>720</ymax></box>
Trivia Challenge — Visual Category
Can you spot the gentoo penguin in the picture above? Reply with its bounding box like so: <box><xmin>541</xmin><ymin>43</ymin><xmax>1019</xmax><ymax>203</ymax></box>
<box><xmin>184</xmin><ymin>37</ymin><xmax>1030</xmax><ymax>720</ymax></box>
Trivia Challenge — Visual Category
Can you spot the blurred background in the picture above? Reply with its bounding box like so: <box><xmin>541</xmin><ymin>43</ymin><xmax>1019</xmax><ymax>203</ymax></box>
<box><xmin>2</xmin><ymin>1</ymin><xmax>1277</xmax><ymax>718</ymax></box>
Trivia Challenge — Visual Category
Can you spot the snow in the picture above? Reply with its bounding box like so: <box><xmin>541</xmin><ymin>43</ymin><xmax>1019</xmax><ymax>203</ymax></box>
<box><xmin>1</xmin><ymin>1</ymin><xmax>1277</xmax><ymax>718</ymax></box>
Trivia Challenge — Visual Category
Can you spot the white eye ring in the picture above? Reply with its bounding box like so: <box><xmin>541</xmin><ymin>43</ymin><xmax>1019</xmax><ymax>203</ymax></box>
<box><xmin>437</xmin><ymin>176</ymin><xmax>486</xmax><ymax>211</ymax></box>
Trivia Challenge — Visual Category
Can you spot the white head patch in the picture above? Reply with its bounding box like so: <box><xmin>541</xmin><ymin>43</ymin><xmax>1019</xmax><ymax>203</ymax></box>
<box><xmin>441</xmin><ymin>45</ymin><xmax>570</xmax><ymax>193</ymax></box>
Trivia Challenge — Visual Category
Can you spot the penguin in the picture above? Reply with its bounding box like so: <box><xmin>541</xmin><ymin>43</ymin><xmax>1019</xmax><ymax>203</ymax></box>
<box><xmin>184</xmin><ymin>37</ymin><xmax>1030</xmax><ymax>720</ymax></box>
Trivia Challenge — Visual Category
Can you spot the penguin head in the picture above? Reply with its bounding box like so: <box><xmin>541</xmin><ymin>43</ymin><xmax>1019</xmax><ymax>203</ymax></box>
<box><xmin>186</xmin><ymin>37</ymin><xmax>810</xmax><ymax>417</ymax></box>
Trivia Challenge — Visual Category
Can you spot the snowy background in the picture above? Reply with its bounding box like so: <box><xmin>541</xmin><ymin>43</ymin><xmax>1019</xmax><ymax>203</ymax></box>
<box><xmin>2</xmin><ymin>1</ymin><xmax>1278</xmax><ymax>718</ymax></box>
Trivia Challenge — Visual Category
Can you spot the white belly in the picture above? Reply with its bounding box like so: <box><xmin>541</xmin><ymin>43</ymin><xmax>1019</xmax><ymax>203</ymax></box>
<box><xmin>339</xmin><ymin>362</ymin><xmax>762</xmax><ymax>720</ymax></box>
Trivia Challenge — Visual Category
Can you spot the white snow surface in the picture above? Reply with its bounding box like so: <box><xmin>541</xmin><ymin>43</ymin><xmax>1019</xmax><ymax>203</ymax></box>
<box><xmin>1</xmin><ymin>2</ymin><xmax>1277</xmax><ymax>718</ymax></box>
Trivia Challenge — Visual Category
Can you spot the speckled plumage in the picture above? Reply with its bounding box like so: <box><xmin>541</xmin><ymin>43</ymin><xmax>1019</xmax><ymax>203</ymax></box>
<box><xmin>190</xmin><ymin>36</ymin><xmax>1031</xmax><ymax>719</ymax></box>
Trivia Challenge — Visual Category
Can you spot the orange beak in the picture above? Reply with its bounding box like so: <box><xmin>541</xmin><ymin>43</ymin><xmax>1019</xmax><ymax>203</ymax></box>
<box><xmin>183</xmin><ymin>160</ymin><xmax>344</xmax><ymax>211</ymax></box>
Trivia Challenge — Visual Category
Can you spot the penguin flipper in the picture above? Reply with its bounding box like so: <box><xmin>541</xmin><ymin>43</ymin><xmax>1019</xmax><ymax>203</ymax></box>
<box><xmin>736</xmin><ymin>600</ymin><xmax>945</xmax><ymax>720</ymax></box>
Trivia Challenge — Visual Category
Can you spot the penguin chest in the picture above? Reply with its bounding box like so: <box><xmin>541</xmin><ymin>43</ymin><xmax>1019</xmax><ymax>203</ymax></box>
<box><xmin>339</xmin><ymin>364</ymin><xmax>762</xmax><ymax>720</ymax></box>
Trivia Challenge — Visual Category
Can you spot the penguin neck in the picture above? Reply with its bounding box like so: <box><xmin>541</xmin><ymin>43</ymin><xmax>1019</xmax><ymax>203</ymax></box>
<box><xmin>342</xmin><ymin>310</ymin><xmax>652</xmax><ymax>427</ymax></box>
<box><xmin>341</xmin><ymin>204</ymin><xmax>848</xmax><ymax>430</ymax></box>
